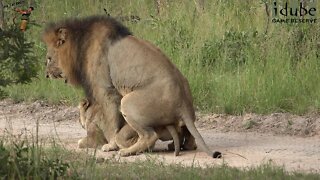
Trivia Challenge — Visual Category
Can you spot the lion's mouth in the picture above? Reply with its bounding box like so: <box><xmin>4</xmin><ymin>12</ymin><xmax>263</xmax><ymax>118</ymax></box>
<box><xmin>61</xmin><ymin>73</ymin><xmax>68</xmax><ymax>83</ymax></box>
<box><xmin>54</xmin><ymin>73</ymin><xmax>64</xmax><ymax>79</ymax></box>
<box><xmin>46</xmin><ymin>72</ymin><xmax>63</xmax><ymax>79</ymax></box>
<box><xmin>46</xmin><ymin>72</ymin><xmax>68</xmax><ymax>84</ymax></box>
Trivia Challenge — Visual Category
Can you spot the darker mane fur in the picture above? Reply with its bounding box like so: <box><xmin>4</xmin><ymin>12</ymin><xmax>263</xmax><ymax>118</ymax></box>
<box><xmin>44</xmin><ymin>15</ymin><xmax>132</xmax><ymax>42</ymax></box>
<box><xmin>43</xmin><ymin>15</ymin><xmax>132</xmax><ymax>101</ymax></box>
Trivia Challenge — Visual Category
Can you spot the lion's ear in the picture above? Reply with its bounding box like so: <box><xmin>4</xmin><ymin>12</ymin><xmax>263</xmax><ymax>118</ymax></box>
<box><xmin>56</xmin><ymin>28</ymin><xmax>68</xmax><ymax>46</ymax></box>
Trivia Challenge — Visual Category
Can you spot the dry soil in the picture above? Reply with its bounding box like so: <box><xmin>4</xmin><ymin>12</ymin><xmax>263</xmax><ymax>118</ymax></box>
<box><xmin>0</xmin><ymin>99</ymin><xmax>319</xmax><ymax>173</ymax></box>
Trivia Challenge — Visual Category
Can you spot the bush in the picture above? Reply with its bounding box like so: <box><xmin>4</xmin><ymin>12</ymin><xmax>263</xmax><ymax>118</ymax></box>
<box><xmin>0</xmin><ymin>26</ymin><xmax>39</xmax><ymax>96</ymax></box>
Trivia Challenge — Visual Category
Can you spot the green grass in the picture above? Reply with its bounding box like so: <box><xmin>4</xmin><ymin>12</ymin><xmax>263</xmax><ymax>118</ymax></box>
<box><xmin>1</xmin><ymin>0</ymin><xmax>320</xmax><ymax>114</ymax></box>
<box><xmin>1</xmin><ymin>137</ymin><xmax>319</xmax><ymax>179</ymax></box>
<box><xmin>4</xmin><ymin>74</ymin><xmax>83</xmax><ymax>105</ymax></box>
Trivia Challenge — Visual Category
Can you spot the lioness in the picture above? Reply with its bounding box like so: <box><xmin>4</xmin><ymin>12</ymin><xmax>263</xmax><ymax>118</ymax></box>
<box><xmin>42</xmin><ymin>16</ymin><xmax>221</xmax><ymax>158</ymax></box>
<box><xmin>78</xmin><ymin>99</ymin><xmax>108</xmax><ymax>148</ymax></box>
<box><xmin>79</xmin><ymin>99</ymin><xmax>182</xmax><ymax>156</ymax></box>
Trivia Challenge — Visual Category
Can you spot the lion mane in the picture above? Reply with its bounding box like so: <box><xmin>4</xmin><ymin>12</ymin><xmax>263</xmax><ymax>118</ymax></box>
<box><xmin>42</xmin><ymin>16</ymin><xmax>131</xmax><ymax>100</ymax></box>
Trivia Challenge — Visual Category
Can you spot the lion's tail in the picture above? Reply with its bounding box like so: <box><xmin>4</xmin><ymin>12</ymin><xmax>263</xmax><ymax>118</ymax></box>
<box><xmin>180</xmin><ymin>104</ymin><xmax>221</xmax><ymax>158</ymax></box>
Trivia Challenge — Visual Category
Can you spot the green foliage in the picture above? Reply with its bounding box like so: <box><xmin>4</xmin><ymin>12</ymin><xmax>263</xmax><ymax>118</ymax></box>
<box><xmin>0</xmin><ymin>26</ymin><xmax>39</xmax><ymax>99</ymax></box>
<box><xmin>200</xmin><ymin>30</ymin><xmax>258</xmax><ymax>69</ymax></box>
<box><xmin>2</xmin><ymin>0</ymin><xmax>320</xmax><ymax>114</ymax></box>
<box><xmin>6</xmin><ymin>73</ymin><xmax>84</xmax><ymax>105</ymax></box>
<box><xmin>0</xmin><ymin>26</ymin><xmax>38</xmax><ymax>85</ymax></box>
<box><xmin>0</xmin><ymin>137</ymin><xmax>318</xmax><ymax>179</ymax></box>
<box><xmin>75</xmin><ymin>157</ymin><xmax>320</xmax><ymax>179</ymax></box>
<box><xmin>0</xmin><ymin>1</ymin><xmax>39</xmax><ymax>97</ymax></box>
<box><xmin>0</xmin><ymin>140</ymin><xmax>70</xmax><ymax>179</ymax></box>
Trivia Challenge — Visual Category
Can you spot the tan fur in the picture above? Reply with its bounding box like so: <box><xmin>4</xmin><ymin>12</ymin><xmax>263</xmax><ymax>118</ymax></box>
<box><xmin>117</xmin><ymin>122</ymin><xmax>184</xmax><ymax>156</ymax></box>
<box><xmin>78</xmin><ymin>99</ymin><xmax>107</xmax><ymax>149</ymax></box>
<box><xmin>42</xmin><ymin>16</ymin><xmax>221</xmax><ymax>158</ymax></box>
<box><xmin>79</xmin><ymin>99</ymin><xmax>182</xmax><ymax>156</ymax></box>
<box><xmin>43</xmin><ymin>29</ymin><xmax>76</xmax><ymax>85</ymax></box>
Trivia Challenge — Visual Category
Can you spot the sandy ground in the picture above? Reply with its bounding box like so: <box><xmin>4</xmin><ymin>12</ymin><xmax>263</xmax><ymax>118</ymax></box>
<box><xmin>0</xmin><ymin>99</ymin><xmax>319</xmax><ymax>173</ymax></box>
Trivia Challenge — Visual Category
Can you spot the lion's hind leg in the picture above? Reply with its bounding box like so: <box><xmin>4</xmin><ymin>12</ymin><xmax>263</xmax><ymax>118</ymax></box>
<box><xmin>118</xmin><ymin>123</ymin><xmax>158</xmax><ymax>156</ymax></box>
<box><xmin>115</xmin><ymin>123</ymin><xmax>138</xmax><ymax>149</ymax></box>
<box><xmin>166</xmin><ymin>125</ymin><xmax>180</xmax><ymax>156</ymax></box>
<box><xmin>118</xmin><ymin>94</ymin><xmax>158</xmax><ymax>156</ymax></box>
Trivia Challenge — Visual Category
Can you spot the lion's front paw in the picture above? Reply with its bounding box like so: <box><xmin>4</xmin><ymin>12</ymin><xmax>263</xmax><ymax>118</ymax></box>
<box><xmin>78</xmin><ymin>138</ymin><xmax>89</xmax><ymax>148</ymax></box>
<box><xmin>78</xmin><ymin>139</ymin><xmax>84</xmax><ymax>148</ymax></box>
<box><xmin>101</xmin><ymin>143</ymin><xmax>118</xmax><ymax>152</ymax></box>
<box><xmin>119</xmin><ymin>148</ymin><xmax>131</xmax><ymax>157</ymax></box>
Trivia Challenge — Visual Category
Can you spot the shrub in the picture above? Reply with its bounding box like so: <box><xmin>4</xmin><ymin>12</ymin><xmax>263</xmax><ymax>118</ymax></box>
<box><xmin>0</xmin><ymin>26</ymin><xmax>39</xmax><ymax>96</ymax></box>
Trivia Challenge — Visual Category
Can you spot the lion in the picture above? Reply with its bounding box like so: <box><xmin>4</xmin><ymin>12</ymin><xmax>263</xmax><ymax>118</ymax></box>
<box><xmin>42</xmin><ymin>15</ymin><xmax>221</xmax><ymax>158</ymax></box>
<box><xmin>46</xmin><ymin>54</ymin><xmax>197</xmax><ymax>154</ymax></box>
<box><xmin>43</xmin><ymin>16</ymin><xmax>197</xmax><ymax>154</ymax></box>
<box><xmin>78</xmin><ymin>99</ymin><xmax>183</xmax><ymax>156</ymax></box>
<box><xmin>77</xmin><ymin>99</ymin><xmax>107</xmax><ymax>149</ymax></box>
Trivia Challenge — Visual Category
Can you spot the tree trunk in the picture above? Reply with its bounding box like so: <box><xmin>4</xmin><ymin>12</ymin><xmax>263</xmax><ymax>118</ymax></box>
<box><xmin>0</xmin><ymin>0</ymin><xmax>4</xmax><ymax>30</ymax></box>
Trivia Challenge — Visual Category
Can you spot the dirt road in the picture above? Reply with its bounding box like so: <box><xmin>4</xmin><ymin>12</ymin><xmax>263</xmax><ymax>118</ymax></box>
<box><xmin>0</xmin><ymin>100</ymin><xmax>319</xmax><ymax>173</ymax></box>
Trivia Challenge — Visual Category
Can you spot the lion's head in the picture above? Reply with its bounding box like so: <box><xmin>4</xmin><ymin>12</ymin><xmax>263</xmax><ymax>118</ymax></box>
<box><xmin>42</xmin><ymin>16</ymin><xmax>132</xmax><ymax>87</ymax></box>
<box><xmin>42</xmin><ymin>26</ymin><xmax>77</xmax><ymax>85</ymax></box>
<box><xmin>44</xmin><ymin>45</ymin><xmax>64</xmax><ymax>80</ymax></box>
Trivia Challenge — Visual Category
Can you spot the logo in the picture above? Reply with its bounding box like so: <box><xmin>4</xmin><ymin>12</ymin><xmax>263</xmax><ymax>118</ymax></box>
<box><xmin>271</xmin><ymin>0</ymin><xmax>317</xmax><ymax>24</ymax></box>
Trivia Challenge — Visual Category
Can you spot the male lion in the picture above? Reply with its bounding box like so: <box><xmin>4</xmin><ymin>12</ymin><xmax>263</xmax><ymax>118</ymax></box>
<box><xmin>79</xmin><ymin>99</ymin><xmax>182</xmax><ymax>156</ymax></box>
<box><xmin>42</xmin><ymin>16</ymin><xmax>221</xmax><ymax>158</ymax></box>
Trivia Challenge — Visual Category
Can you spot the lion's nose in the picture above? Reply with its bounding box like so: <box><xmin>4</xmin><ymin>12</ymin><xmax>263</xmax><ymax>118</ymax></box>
<box><xmin>46</xmin><ymin>74</ymin><xmax>49</xmax><ymax>78</ymax></box>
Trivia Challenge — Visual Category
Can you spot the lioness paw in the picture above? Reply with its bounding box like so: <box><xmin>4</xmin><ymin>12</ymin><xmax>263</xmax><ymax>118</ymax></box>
<box><xmin>78</xmin><ymin>138</ymin><xmax>93</xmax><ymax>148</ymax></box>
<box><xmin>101</xmin><ymin>143</ymin><xmax>118</xmax><ymax>152</ymax></box>
<box><xmin>119</xmin><ymin>149</ymin><xmax>132</xmax><ymax>157</ymax></box>
<box><xmin>78</xmin><ymin>139</ymin><xmax>85</xmax><ymax>148</ymax></box>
